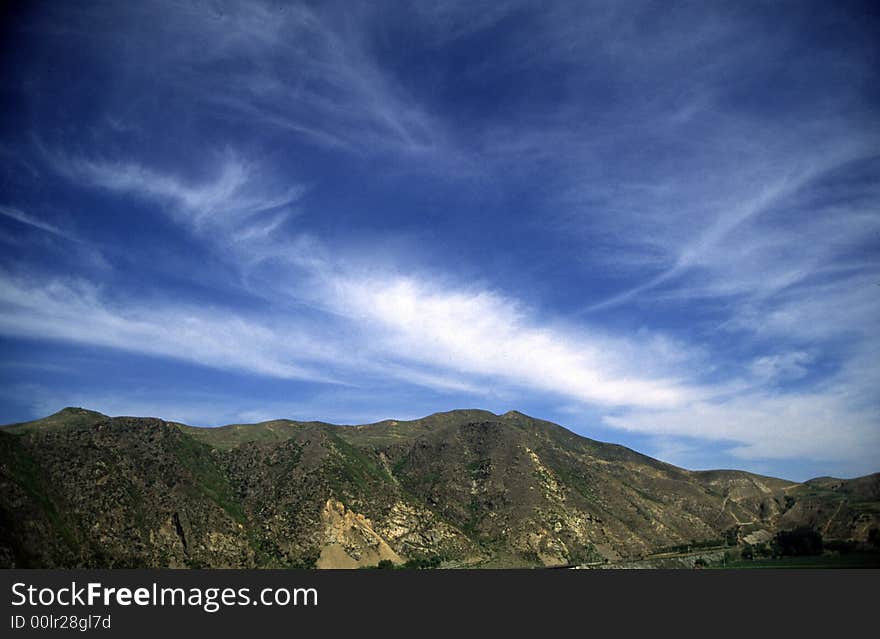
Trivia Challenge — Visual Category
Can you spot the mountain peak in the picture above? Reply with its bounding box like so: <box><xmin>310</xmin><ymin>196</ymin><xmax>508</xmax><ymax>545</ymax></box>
<box><xmin>54</xmin><ymin>406</ymin><xmax>106</xmax><ymax>418</ymax></box>
<box><xmin>1</xmin><ymin>406</ymin><xmax>108</xmax><ymax>433</ymax></box>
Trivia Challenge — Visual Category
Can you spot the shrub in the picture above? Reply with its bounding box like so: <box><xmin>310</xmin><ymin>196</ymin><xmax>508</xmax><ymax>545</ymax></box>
<box><xmin>868</xmin><ymin>528</ymin><xmax>880</xmax><ymax>550</ymax></box>
<box><xmin>774</xmin><ymin>527</ymin><xmax>823</xmax><ymax>557</ymax></box>
<box><xmin>402</xmin><ymin>556</ymin><xmax>442</xmax><ymax>569</ymax></box>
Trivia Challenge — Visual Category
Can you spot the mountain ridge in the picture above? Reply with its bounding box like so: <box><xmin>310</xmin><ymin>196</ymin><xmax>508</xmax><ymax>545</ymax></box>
<box><xmin>1</xmin><ymin>407</ymin><xmax>877</xmax><ymax>568</ymax></box>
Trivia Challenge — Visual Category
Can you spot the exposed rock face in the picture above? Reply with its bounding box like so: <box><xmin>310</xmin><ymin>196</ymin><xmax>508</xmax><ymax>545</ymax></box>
<box><xmin>316</xmin><ymin>499</ymin><xmax>404</xmax><ymax>568</ymax></box>
<box><xmin>0</xmin><ymin>407</ymin><xmax>877</xmax><ymax>568</ymax></box>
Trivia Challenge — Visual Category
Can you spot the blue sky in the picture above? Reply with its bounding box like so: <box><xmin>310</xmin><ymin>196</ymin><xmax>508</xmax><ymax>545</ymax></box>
<box><xmin>1</xmin><ymin>1</ymin><xmax>878</xmax><ymax>481</ymax></box>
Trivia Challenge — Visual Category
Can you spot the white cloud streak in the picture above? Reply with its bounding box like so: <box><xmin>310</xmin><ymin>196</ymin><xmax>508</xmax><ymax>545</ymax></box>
<box><xmin>604</xmin><ymin>391</ymin><xmax>880</xmax><ymax>468</ymax></box>
<box><xmin>0</xmin><ymin>205</ymin><xmax>79</xmax><ymax>242</ymax></box>
<box><xmin>0</xmin><ymin>274</ymin><xmax>339</xmax><ymax>384</ymax></box>
<box><xmin>331</xmin><ymin>275</ymin><xmax>703</xmax><ymax>408</ymax></box>
<box><xmin>51</xmin><ymin>151</ymin><xmax>307</xmax><ymax>237</ymax></box>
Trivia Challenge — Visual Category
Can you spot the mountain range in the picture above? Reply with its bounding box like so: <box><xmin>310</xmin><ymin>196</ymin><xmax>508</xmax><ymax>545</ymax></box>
<box><xmin>1</xmin><ymin>407</ymin><xmax>877</xmax><ymax>568</ymax></box>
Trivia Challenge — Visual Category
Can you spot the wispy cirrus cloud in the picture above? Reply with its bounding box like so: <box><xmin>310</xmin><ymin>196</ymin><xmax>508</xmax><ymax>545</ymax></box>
<box><xmin>0</xmin><ymin>273</ymin><xmax>340</xmax><ymax>384</ymax></box>
<box><xmin>47</xmin><ymin>151</ymin><xmax>308</xmax><ymax>236</ymax></box>
<box><xmin>604</xmin><ymin>391</ymin><xmax>880</xmax><ymax>473</ymax></box>
<box><xmin>58</xmin><ymin>0</ymin><xmax>455</xmax><ymax>161</ymax></box>
<box><xmin>576</xmin><ymin>142</ymin><xmax>880</xmax><ymax>313</ymax></box>
<box><xmin>748</xmin><ymin>352</ymin><xmax>814</xmax><ymax>383</ymax></box>
<box><xmin>0</xmin><ymin>205</ymin><xmax>79</xmax><ymax>242</ymax></box>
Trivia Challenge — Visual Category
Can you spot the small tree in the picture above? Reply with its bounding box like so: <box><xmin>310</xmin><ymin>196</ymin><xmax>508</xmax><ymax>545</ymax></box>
<box><xmin>774</xmin><ymin>527</ymin><xmax>823</xmax><ymax>556</ymax></box>
<box><xmin>724</xmin><ymin>527</ymin><xmax>739</xmax><ymax>546</ymax></box>
<box><xmin>868</xmin><ymin>528</ymin><xmax>880</xmax><ymax>550</ymax></box>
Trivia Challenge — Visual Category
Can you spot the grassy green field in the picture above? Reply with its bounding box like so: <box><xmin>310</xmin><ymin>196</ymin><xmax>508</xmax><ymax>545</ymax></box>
<box><xmin>720</xmin><ymin>553</ymin><xmax>880</xmax><ymax>569</ymax></box>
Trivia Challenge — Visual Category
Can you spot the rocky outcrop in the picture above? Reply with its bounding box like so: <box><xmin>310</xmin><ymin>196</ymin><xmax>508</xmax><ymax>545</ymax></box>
<box><xmin>316</xmin><ymin>499</ymin><xmax>404</xmax><ymax>569</ymax></box>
